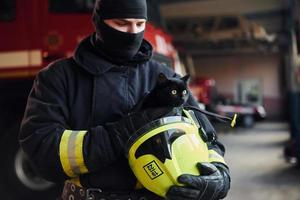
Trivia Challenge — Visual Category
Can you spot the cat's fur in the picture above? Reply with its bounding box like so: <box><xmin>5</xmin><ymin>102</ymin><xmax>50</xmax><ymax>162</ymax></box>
<box><xmin>132</xmin><ymin>73</ymin><xmax>190</xmax><ymax>112</ymax></box>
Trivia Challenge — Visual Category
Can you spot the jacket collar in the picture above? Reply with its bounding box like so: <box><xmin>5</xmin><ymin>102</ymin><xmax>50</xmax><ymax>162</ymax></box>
<box><xmin>73</xmin><ymin>33</ymin><xmax>153</xmax><ymax>76</ymax></box>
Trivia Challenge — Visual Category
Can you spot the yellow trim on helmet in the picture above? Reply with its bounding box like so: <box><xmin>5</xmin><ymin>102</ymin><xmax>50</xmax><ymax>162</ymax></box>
<box><xmin>128</xmin><ymin>116</ymin><xmax>210</xmax><ymax>197</ymax></box>
<box><xmin>182</xmin><ymin>109</ymin><xmax>198</xmax><ymax>127</ymax></box>
<box><xmin>59</xmin><ymin>130</ymin><xmax>89</xmax><ymax>177</ymax></box>
<box><xmin>208</xmin><ymin>149</ymin><xmax>226</xmax><ymax>165</ymax></box>
<box><xmin>129</xmin><ymin>122</ymin><xmax>196</xmax><ymax>156</ymax></box>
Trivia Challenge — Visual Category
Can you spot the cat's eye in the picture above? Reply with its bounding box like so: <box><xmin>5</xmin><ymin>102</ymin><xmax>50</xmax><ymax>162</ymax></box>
<box><xmin>171</xmin><ymin>90</ymin><xmax>177</xmax><ymax>95</ymax></box>
<box><xmin>182</xmin><ymin>90</ymin><xmax>187</xmax><ymax>95</ymax></box>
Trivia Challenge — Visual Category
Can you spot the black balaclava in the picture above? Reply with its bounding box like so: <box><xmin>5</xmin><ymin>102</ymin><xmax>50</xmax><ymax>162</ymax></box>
<box><xmin>92</xmin><ymin>0</ymin><xmax>147</xmax><ymax>64</ymax></box>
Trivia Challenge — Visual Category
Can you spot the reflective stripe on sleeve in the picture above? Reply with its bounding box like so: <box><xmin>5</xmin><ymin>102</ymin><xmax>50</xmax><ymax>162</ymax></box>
<box><xmin>59</xmin><ymin>130</ymin><xmax>89</xmax><ymax>177</ymax></box>
<box><xmin>208</xmin><ymin>149</ymin><xmax>226</xmax><ymax>165</ymax></box>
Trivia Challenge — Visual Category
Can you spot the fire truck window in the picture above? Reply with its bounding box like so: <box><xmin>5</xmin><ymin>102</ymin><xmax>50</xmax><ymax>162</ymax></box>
<box><xmin>0</xmin><ymin>0</ymin><xmax>16</xmax><ymax>21</ymax></box>
<box><xmin>49</xmin><ymin>0</ymin><xmax>94</xmax><ymax>13</ymax></box>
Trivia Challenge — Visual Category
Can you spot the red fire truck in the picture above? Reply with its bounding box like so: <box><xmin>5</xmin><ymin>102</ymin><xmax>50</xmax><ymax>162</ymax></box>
<box><xmin>0</xmin><ymin>0</ymin><xmax>180</xmax><ymax>199</ymax></box>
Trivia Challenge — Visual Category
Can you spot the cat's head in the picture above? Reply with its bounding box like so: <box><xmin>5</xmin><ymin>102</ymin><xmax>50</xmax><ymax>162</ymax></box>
<box><xmin>156</xmin><ymin>73</ymin><xmax>190</xmax><ymax>106</ymax></box>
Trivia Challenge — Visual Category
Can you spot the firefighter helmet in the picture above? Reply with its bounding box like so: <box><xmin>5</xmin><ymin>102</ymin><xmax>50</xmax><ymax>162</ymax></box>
<box><xmin>125</xmin><ymin>108</ymin><xmax>209</xmax><ymax>197</ymax></box>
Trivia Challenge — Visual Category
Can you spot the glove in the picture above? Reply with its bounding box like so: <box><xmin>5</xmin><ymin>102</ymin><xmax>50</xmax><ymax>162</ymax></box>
<box><xmin>105</xmin><ymin>107</ymin><xmax>175</xmax><ymax>154</ymax></box>
<box><xmin>166</xmin><ymin>162</ymin><xmax>230</xmax><ymax>200</ymax></box>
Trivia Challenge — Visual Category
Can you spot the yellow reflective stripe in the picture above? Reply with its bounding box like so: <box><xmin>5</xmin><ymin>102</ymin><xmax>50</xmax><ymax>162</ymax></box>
<box><xmin>75</xmin><ymin>131</ymin><xmax>89</xmax><ymax>174</ymax></box>
<box><xmin>60</xmin><ymin>130</ymin><xmax>74</xmax><ymax>177</ymax></box>
<box><xmin>68</xmin><ymin>131</ymin><xmax>81</xmax><ymax>175</ymax></box>
<box><xmin>59</xmin><ymin>130</ymin><xmax>89</xmax><ymax>177</ymax></box>
<box><xmin>208</xmin><ymin>150</ymin><xmax>226</xmax><ymax>165</ymax></box>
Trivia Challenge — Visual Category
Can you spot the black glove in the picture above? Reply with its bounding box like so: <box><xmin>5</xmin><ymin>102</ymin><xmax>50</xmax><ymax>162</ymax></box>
<box><xmin>166</xmin><ymin>162</ymin><xmax>230</xmax><ymax>200</ymax></box>
<box><xmin>105</xmin><ymin>107</ymin><xmax>175</xmax><ymax>154</ymax></box>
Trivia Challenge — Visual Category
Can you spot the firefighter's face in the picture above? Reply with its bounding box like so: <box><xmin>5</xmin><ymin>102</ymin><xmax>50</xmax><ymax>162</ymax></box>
<box><xmin>104</xmin><ymin>18</ymin><xmax>146</xmax><ymax>33</ymax></box>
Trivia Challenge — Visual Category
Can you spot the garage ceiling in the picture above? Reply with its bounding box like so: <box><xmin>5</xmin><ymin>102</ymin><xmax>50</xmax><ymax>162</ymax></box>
<box><xmin>159</xmin><ymin>0</ymin><xmax>288</xmax><ymax>55</ymax></box>
<box><xmin>161</xmin><ymin>0</ymin><xmax>286</xmax><ymax>18</ymax></box>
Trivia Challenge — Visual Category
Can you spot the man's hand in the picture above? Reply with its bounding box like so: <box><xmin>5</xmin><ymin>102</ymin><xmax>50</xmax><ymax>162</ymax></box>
<box><xmin>104</xmin><ymin>107</ymin><xmax>175</xmax><ymax>153</ymax></box>
<box><xmin>166</xmin><ymin>162</ymin><xmax>230</xmax><ymax>200</ymax></box>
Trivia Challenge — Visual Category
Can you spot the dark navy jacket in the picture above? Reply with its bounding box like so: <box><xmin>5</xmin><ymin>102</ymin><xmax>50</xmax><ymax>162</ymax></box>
<box><xmin>19</xmin><ymin>34</ymin><xmax>225</xmax><ymax>190</ymax></box>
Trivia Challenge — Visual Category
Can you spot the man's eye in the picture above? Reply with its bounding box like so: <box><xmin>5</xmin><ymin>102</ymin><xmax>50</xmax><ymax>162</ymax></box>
<box><xmin>116</xmin><ymin>21</ymin><xmax>127</xmax><ymax>26</ymax></box>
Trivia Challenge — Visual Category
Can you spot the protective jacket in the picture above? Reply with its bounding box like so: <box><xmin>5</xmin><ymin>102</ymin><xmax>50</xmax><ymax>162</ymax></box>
<box><xmin>19</xmin><ymin>33</ymin><xmax>227</xmax><ymax>190</ymax></box>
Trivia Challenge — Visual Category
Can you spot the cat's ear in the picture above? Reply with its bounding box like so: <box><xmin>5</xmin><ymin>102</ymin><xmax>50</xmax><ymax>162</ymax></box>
<box><xmin>181</xmin><ymin>74</ymin><xmax>190</xmax><ymax>83</ymax></box>
<box><xmin>157</xmin><ymin>73</ymin><xmax>168</xmax><ymax>84</ymax></box>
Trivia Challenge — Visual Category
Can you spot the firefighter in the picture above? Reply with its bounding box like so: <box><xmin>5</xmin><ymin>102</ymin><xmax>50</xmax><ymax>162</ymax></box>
<box><xmin>19</xmin><ymin>0</ymin><xmax>230</xmax><ymax>199</ymax></box>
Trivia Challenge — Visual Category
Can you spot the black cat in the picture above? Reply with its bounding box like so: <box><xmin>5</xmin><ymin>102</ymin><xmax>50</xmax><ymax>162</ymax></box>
<box><xmin>132</xmin><ymin>73</ymin><xmax>190</xmax><ymax>112</ymax></box>
<box><xmin>132</xmin><ymin>73</ymin><xmax>190</xmax><ymax>162</ymax></box>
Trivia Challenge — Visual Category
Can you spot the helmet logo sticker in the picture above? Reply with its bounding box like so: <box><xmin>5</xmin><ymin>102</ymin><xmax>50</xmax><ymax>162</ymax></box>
<box><xmin>143</xmin><ymin>160</ymin><xmax>163</xmax><ymax>180</ymax></box>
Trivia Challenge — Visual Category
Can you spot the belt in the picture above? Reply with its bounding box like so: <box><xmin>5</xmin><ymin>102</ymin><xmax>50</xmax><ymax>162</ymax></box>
<box><xmin>62</xmin><ymin>182</ymin><xmax>165</xmax><ymax>200</ymax></box>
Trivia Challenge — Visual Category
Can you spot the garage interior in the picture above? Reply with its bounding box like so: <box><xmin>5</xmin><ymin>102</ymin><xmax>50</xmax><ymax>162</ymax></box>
<box><xmin>1</xmin><ymin>0</ymin><xmax>300</xmax><ymax>200</ymax></box>
<box><xmin>161</xmin><ymin>0</ymin><xmax>297</xmax><ymax>121</ymax></box>
<box><xmin>158</xmin><ymin>0</ymin><xmax>300</xmax><ymax>199</ymax></box>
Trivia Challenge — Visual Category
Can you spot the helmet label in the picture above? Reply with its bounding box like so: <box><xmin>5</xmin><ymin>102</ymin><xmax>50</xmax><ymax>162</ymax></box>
<box><xmin>143</xmin><ymin>161</ymin><xmax>163</xmax><ymax>180</ymax></box>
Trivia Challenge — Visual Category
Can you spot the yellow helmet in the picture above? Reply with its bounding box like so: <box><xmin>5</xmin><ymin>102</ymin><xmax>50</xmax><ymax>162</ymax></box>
<box><xmin>125</xmin><ymin>108</ymin><xmax>209</xmax><ymax>197</ymax></box>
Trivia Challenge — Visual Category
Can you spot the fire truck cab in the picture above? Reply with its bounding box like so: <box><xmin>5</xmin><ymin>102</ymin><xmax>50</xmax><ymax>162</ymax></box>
<box><xmin>0</xmin><ymin>0</ymin><xmax>180</xmax><ymax>199</ymax></box>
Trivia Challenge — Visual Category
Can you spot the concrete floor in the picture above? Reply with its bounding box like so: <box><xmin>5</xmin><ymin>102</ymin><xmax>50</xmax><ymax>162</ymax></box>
<box><xmin>217</xmin><ymin>122</ymin><xmax>300</xmax><ymax>200</ymax></box>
